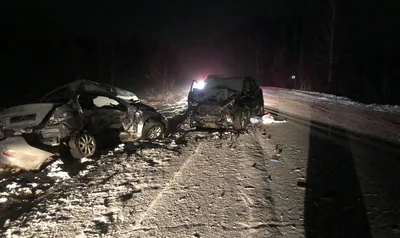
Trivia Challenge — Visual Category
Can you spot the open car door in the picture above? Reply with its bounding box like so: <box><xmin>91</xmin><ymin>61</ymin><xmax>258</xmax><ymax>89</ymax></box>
<box><xmin>188</xmin><ymin>80</ymin><xmax>205</xmax><ymax>106</ymax></box>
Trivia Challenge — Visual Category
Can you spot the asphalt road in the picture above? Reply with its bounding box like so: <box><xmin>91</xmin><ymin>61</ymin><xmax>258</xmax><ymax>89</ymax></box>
<box><xmin>264</xmin><ymin>102</ymin><xmax>400</xmax><ymax>238</ymax></box>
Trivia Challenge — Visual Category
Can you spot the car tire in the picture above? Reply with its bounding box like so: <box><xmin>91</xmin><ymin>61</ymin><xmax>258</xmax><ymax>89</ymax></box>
<box><xmin>142</xmin><ymin>120</ymin><xmax>165</xmax><ymax>139</ymax></box>
<box><xmin>69</xmin><ymin>133</ymin><xmax>97</xmax><ymax>159</ymax></box>
<box><xmin>233</xmin><ymin>109</ymin><xmax>249</xmax><ymax>130</ymax></box>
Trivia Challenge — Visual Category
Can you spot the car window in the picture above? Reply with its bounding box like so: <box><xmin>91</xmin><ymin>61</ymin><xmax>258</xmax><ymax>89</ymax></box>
<box><xmin>93</xmin><ymin>96</ymin><xmax>120</xmax><ymax>108</ymax></box>
<box><xmin>78</xmin><ymin>92</ymin><xmax>126</xmax><ymax>111</ymax></box>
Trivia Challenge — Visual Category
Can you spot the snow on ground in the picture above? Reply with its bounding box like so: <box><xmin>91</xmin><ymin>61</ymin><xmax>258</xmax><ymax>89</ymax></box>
<box><xmin>1</xmin><ymin>126</ymin><xmax>303</xmax><ymax>238</ymax></box>
<box><xmin>262</xmin><ymin>87</ymin><xmax>400</xmax><ymax>114</ymax></box>
<box><xmin>262</xmin><ymin>87</ymin><xmax>400</xmax><ymax>144</ymax></box>
<box><xmin>1</xmin><ymin>88</ymin><xmax>400</xmax><ymax>237</ymax></box>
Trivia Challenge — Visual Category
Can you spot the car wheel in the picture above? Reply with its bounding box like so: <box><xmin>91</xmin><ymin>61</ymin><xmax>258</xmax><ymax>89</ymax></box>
<box><xmin>233</xmin><ymin>110</ymin><xmax>249</xmax><ymax>130</ymax></box>
<box><xmin>142</xmin><ymin>120</ymin><xmax>165</xmax><ymax>139</ymax></box>
<box><xmin>69</xmin><ymin>133</ymin><xmax>97</xmax><ymax>159</ymax></box>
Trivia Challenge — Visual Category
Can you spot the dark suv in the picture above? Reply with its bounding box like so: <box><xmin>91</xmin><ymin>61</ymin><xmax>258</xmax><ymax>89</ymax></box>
<box><xmin>187</xmin><ymin>75</ymin><xmax>264</xmax><ymax>129</ymax></box>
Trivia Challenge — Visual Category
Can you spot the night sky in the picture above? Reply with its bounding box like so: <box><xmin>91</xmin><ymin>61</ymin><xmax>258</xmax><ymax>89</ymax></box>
<box><xmin>1</xmin><ymin>0</ymin><xmax>399</xmax><ymax>107</ymax></box>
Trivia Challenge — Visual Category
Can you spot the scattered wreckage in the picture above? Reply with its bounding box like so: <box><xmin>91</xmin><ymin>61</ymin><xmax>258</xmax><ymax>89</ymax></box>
<box><xmin>187</xmin><ymin>75</ymin><xmax>264</xmax><ymax>129</ymax></box>
<box><xmin>0</xmin><ymin>80</ymin><xmax>167</xmax><ymax>170</ymax></box>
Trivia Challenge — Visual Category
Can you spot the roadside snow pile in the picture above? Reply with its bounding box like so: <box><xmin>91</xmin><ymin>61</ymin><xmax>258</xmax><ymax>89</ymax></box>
<box><xmin>263</xmin><ymin>88</ymin><xmax>400</xmax><ymax>114</ymax></box>
<box><xmin>292</xmin><ymin>90</ymin><xmax>360</xmax><ymax>105</ymax></box>
<box><xmin>292</xmin><ymin>90</ymin><xmax>400</xmax><ymax>114</ymax></box>
<box><xmin>365</xmin><ymin>104</ymin><xmax>400</xmax><ymax>114</ymax></box>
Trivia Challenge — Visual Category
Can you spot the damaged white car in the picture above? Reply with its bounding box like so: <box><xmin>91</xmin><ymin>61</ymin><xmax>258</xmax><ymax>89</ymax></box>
<box><xmin>0</xmin><ymin>80</ymin><xmax>168</xmax><ymax>170</ymax></box>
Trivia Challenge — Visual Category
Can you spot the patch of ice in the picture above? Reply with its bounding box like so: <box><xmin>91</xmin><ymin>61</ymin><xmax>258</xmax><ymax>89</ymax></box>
<box><xmin>0</xmin><ymin>197</ymin><xmax>7</xmax><ymax>203</ymax></box>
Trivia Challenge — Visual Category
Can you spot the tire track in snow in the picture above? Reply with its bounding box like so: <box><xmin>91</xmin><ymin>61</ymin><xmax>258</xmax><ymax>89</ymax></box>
<box><xmin>131</xmin><ymin>142</ymin><xmax>202</xmax><ymax>231</ymax></box>
<box><xmin>236</xmin><ymin>130</ymin><xmax>283</xmax><ymax>237</ymax></box>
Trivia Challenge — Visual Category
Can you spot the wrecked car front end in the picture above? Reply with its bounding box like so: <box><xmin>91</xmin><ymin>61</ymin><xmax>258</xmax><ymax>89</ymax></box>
<box><xmin>189</xmin><ymin>98</ymin><xmax>236</xmax><ymax>129</ymax></box>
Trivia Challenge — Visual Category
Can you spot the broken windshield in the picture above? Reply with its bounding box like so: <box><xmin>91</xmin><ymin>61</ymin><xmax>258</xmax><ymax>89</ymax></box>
<box><xmin>205</xmin><ymin>78</ymin><xmax>244</xmax><ymax>92</ymax></box>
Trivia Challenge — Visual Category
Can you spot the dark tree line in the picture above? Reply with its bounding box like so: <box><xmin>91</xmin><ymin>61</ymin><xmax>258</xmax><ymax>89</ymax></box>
<box><xmin>209</xmin><ymin>0</ymin><xmax>400</xmax><ymax>104</ymax></box>
<box><xmin>1</xmin><ymin>1</ymin><xmax>399</xmax><ymax>107</ymax></box>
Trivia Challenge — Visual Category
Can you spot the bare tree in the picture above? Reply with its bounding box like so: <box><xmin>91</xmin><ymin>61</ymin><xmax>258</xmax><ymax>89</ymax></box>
<box><xmin>144</xmin><ymin>47</ymin><xmax>178</xmax><ymax>102</ymax></box>
<box><xmin>145</xmin><ymin>66</ymin><xmax>176</xmax><ymax>93</ymax></box>
<box><xmin>270</xmin><ymin>47</ymin><xmax>289</xmax><ymax>87</ymax></box>
<box><xmin>314</xmin><ymin>0</ymin><xmax>338</xmax><ymax>91</ymax></box>
<box><xmin>327</xmin><ymin>0</ymin><xmax>336</xmax><ymax>85</ymax></box>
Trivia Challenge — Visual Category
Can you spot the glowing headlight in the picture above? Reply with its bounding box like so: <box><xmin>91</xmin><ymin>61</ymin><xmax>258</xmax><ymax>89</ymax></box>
<box><xmin>193</xmin><ymin>80</ymin><xmax>205</xmax><ymax>89</ymax></box>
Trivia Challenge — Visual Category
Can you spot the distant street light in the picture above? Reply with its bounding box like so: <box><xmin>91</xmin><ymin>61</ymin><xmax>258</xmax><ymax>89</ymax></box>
<box><xmin>292</xmin><ymin>75</ymin><xmax>296</xmax><ymax>89</ymax></box>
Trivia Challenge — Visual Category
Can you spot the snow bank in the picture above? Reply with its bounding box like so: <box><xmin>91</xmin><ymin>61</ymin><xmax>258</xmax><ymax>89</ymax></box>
<box><xmin>262</xmin><ymin>87</ymin><xmax>400</xmax><ymax>114</ymax></box>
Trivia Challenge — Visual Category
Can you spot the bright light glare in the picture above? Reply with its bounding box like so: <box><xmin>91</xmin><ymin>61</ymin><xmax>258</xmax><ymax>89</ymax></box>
<box><xmin>193</xmin><ymin>80</ymin><xmax>205</xmax><ymax>89</ymax></box>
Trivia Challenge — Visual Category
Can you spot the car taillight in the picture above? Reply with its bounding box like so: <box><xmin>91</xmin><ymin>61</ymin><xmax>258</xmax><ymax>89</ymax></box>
<box><xmin>2</xmin><ymin>150</ymin><xmax>16</xmax><ymax>157</ymax></box>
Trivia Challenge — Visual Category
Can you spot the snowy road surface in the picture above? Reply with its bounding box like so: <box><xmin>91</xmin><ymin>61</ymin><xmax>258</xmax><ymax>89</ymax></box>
<box><xmin>1</xmin><ymin>88</ymin><xmax>400</xmax><ymax>237</ymax></box>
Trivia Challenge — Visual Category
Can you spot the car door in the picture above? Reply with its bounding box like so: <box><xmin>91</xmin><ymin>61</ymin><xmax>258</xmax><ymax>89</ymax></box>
<box><xmin>78</xmin><ymin>92</ymin><xmax>129</xmax><ymax>134</ymax></box>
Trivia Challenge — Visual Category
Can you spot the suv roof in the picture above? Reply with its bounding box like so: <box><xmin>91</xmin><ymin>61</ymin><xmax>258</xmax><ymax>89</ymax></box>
<box><xmin>206</xmin><ymin>75</ymin><xmax>255</xmax><ymax>81</ymax></box>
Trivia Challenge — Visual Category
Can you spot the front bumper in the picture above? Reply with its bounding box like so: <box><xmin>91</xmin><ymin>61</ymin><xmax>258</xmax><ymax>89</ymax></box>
<box><xmin>0</xmin><ymin>136</ymin><xmax>54</xmax><ymax>170</ymax></box>
<box><xmin>191</xmin><ymin>113</ymin><xmax>233</xmax><ymax>129</ymax></box>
